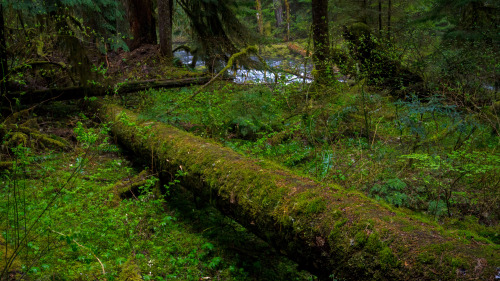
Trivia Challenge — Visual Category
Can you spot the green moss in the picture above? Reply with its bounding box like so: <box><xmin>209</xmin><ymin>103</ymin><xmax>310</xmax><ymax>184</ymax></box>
<box><xmin>95</xmin><ymin>102</ymin><xmax>500</xmax><ymax>280</ymax></box>
<box><xmin>7</xmin><ymin>132</ymin><xmax>28</xmax><ymax>146</ymax></box>
<box><xmin>379</xmin><ymin>247</ymin><xmax>398</xmax><ymax>269</ymax></box>
<box><xmin>354</xmin><ymin>231</ymin><xmax>368</xmax><ymax>246</ymax></box>
<box><xmin>451</xmin><ymin>257</ymin><xmax>466</xmax><ymax>268</ymax></box>
<box><xmin>365</xmin><ymin>232</ymin><xmax>383</xmax><ymax>253</ymax></box>
<box><xmin>334</xmin><ymin>218</ymin><xmax>348</xmax><ymax>228</ymax></box>
<box><xmin>0</xmin><ymin>235</ymin><xmax>22</xmax><ymax>277</ymax></box>
<box><xmin>292</xmin><ymin>192</ymin><xmax>327</xmax><ymax>215</ymax></box>
<box><xmin>417</xmin><ymin>252</ymin><xmax>435</xmax><ymax>264</ymax></box>
<box><xmin>0</xmin><ymin>161</ymin><xmax>13</xmax><ymax>170</ymax></box>
<box><xmin>117</xmin><ymin>257</ymin><xmax>142</xmax><ymax>281</ymax></box>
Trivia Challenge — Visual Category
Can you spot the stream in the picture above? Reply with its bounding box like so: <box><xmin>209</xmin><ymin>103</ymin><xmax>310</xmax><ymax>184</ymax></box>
<box><xmin>174</xmin><ymin>50</ymin><xmax>314</xmax><ymax>84</ymax></box>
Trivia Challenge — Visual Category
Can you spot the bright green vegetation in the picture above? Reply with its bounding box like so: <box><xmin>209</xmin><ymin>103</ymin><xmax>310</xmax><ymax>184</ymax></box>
<box><xmin>133</xmin><ymin>81</ymin><xmax>499</xmax><ymax>234</ymax></box>
<box><xmin>0</xmin><ymin>0</ymin><xmax>498</xmax><ymax>278</ymax></box>
<box><xmin>94</xmin><ymin>100</ymin><xmax>499</xmax><ymax>280</ymax></box>
<box><xmin>0</xmin><ymin>104</ymin><xmax>315</xmax><ymax>280</ymax></box>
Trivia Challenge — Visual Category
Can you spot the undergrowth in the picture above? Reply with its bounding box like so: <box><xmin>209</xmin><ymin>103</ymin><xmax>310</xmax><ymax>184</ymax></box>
<box><xmin>0</xmin><ymin>103</ymin><xmax>315</xmax><ymax>280</ymax></box>
<box><xmin>132</xmin><ymin>81</ymin><xmax>499</xmax><ymax>234</ymax></box>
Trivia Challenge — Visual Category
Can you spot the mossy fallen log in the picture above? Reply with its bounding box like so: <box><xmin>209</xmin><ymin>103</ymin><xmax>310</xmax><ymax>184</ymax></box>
<box><xmin>4</xmin><ymin>77</ymin><xmax>211</xmax><ymax>105</ymax></box>
<box><xmin>94</xmin><ymin>100</ymin><xmax>499</xmax><ymax>280</ymax></box>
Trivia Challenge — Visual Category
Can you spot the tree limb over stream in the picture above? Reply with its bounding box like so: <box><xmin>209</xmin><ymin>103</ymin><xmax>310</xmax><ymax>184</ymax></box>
<box><xmin>93</xmin><ymin>100</ymin><xmax>499</xmax><ymax>280</ymax></box>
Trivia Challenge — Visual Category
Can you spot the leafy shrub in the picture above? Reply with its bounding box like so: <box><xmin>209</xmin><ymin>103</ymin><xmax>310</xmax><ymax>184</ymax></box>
<box><xmin>369</xmin><ymin>178</ymin><xmax>409</xmax><ymax>208</ymax></box>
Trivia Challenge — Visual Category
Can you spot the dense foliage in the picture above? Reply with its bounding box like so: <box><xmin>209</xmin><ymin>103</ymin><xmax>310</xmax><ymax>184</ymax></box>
<box><xmin>1</xmin><ymin>0</ymin><xmax>498</xmax><ymax>279</ymax></box>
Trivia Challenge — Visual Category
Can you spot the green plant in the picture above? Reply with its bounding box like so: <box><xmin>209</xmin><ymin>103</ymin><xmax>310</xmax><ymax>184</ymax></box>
<box><xmin>369</xmin><ymin>178</ymin><xmax>409</xmax><ymax>208</ymax></box>
<box><xmin>401</xmin><ymin>145</ymin><xmax>500</xmax><ymax>219</ymax></box>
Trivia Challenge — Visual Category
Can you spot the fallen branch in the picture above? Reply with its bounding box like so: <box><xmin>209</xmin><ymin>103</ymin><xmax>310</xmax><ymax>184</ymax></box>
<box><xmin>4</xmin><ymin>77</ymin><xmax>211</xmax><ymax>106</ymax></box>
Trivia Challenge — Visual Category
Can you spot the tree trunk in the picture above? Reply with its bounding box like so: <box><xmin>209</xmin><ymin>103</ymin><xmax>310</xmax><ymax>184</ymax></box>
<box><xmin>93</xmin><ymin>102</ymin><xmax>499</xmax><ymax>280</ymax></box>
<box><xmin>378</xmin><ymin>0</ymin><xmax>382</xmax><ymax>34</ymax></box>
<box><xmin>273</xmin><ymin>0</ymin><xmax>283</xmax><ymax>27</ymax></box>
<box><xmin>0</xmin><ymin>4</ymin><xmax>7</xmax><ymax>97</ymax></box>
<box><xmin>256</xmin><ymin>0</ymin><xmax>264</xmax><ymax>35</ymax></box>
<box><xmin>311</xmin><ymin>0</ymin><xmax>330</xmax><ymax>83</ymax></box>
<box><xmin>158</xmin><ymin>0</ymin><xmax>173</xmax><ymax>60</ymax></box>
<box><xmin>387</xmin><ymin>0</ymin><xmax>391</xmax><ymax>38</ymax></box>
<box><xmin>285</xmin><ymin>0</ymin><xmax>290</xmax><ymax>41</ymax></box>
<box><xmin>126</xmin><ymin>0</ymin><xmax>157</xmax><ymax>50</ymax></box>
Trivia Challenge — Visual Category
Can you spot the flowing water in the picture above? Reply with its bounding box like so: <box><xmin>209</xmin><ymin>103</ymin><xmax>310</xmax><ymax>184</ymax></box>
<box><xmin>174</xmin><ymin>50</ymin><xmax>313</xmax><ymax>84</ymax></box>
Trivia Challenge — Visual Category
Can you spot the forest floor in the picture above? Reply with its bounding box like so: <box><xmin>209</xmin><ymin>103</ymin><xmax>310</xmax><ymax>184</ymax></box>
<box><xmin>0</xmin><ymin>99</ymin><xmax>316</xmax><ymax>280</ymax></box>
<box><xmin>1</xmin><ymin>42</ymin><xmax>499</xmax><ymax>280</ymax></box>
<box><xmin>0</xmin><ymin>44</ymin><xmax>321</xmax><ymax>280</ymax></box>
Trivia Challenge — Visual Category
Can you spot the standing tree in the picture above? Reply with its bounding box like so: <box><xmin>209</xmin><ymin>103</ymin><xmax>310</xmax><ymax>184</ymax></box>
<box><xmin>285</xmin><ymin>0</ymin><xmax>290</xmax><ymax>41</ymax></box>
<box><xmin>178</xmin><ymin>0</ymin><xmax>252</xmax><ymax>73</ymax></box>
<box><xmin>256</xmin><ymin>0</ymin><xmax>264</xmax><ymax>35</ymax></box>
<box><xmin>378</xmin><ymin>0</ymin><xmax>382</xmax><ymax>34</ymax></box>
<box><xmin>0</xmin><ymin>3</ymin><xmax>6</xmax><ymax>97</ymax></box>
<box><xmin>273</xmin><ymin>0</ymin><xmax>283</xmax><ymax>27</ymax></box>
<box><xmin>158</xmin><ymin>0</ymin><xmax>173</xmax><ymax>60</ymax></box>
<box><xmin>387</xmin><ymin>0</ymin><xmax>391</xmax><ymax>38</ymax></box>
<box><xmin>126</xmin><ymin>0</ymin><xmax>157</xmax><ymax>50</ymax></box>
<box><xmin>312</xmin><ymin>0</ymin><xmax>330</xmax><ymax>83</ymax></box>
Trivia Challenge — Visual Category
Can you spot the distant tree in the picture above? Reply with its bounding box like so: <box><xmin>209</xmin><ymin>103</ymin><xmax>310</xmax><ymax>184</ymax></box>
<box><xmin>0</xmin><ymin>0</ymin><xmax>127</xmax><ymax>92</ymax></box>
<box><xmin>256</xmin><ymin>0</ymin><xmax>264</xmax><ymax>35</ymax></box>
<box><xmin>273</xmin><ymin>0</ymin><xmax>283</xmax><ymax>27</ymax></box>
<box><xmin>285</xmin><ymin>0</ymin><xmax>290</xmax><ymax>40</ymax></box>
<box><xmin>427</xmin><ymin>0</ymin><xmax>499</xmax><ymax>94</ymax></box>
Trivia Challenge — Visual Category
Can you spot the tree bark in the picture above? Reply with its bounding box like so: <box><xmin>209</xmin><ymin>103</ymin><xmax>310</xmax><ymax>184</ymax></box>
<box><xmin>126</xmin><ymin>0</ymin><xmax>157</xmax><ymax>50</ymax></box>
<box><xmin>285</xmin><ymin>0</ymin><xmax>290</xmax><ymax>41</ymax></box>
<box><xmin>0</xmin><ymin>4</ymin><xmax>8</xmax><ymax>96</ymax></box>
<box><xmin>256</xmin><ymin>0</ymin><xmax>264</xmax><ymax>35</ymax></box>
<box><xmin>387</xmin><ymin>0</ymin><xmax>391</xmax><ymax>38</ymax></box>
<box><xmin>93</xmin><ymin>102</ymin><xmax>499</xmax><ymax>280</ymax></box>
<box><xmin>158</xmin><ymin>0</ymin><xmax>173</xmax><ymax>60</ymax></box>
<box><xmin>311</xmin><ymin>0</ymin><xmax>330</xmax><ymax>83</ymax></box>
<box><xmin>378</xmin><ymin>0</ymin><xmax>382</xmax><ymax>34</ymax></box>
<box><xmin>273</xmin><ymin>0</ymin><xmax>283</xmax><ymax>27</ymax></box>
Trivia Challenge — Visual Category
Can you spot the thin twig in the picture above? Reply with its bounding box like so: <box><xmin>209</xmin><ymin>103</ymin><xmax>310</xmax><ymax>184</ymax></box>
<box><xmin>50</xmin><ymin>229</ymin><xmax>106</xmax><ymax>278</ymax></box>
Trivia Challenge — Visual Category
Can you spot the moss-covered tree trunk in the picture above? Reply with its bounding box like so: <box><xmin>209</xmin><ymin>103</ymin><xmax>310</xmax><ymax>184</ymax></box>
<box><xmin>5</xmin><ymin>77</ymin><xmax>211</xmax><ymax>105</ymax></box>
<box><xmin>256</xmin><ymin>0</ymin><xmax>264</xmax><ymax>35</ymax></box>
<box><xmin>94</xmin><ymin>101</ymin><xmax>499</xmax><ymax>280</ymax></box>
